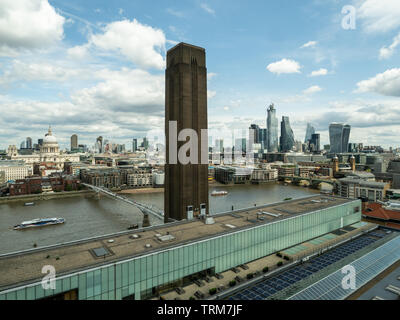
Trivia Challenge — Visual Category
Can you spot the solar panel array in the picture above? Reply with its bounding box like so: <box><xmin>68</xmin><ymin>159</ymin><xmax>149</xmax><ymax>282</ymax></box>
<box><xmin>289</xmin><ymin>234</ymin><xmax>400</xmax><ymax>300</ymax></box>
<box><xmin>227</xmin><ymin>232</ymin><xmax>387</xmax><ymax>300</ymax></box>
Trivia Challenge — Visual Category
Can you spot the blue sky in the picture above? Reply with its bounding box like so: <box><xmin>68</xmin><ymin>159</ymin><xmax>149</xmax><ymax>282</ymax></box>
<box><xmin>1</xmin><ymin>0</ymin><xmax>400</xmax><ymax>150</ymax></box>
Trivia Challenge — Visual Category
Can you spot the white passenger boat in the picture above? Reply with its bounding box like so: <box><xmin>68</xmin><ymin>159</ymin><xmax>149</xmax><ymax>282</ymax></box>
<box><xmin>24</xmin><ymin>202</ymin><xmax>35</xmax><ymax>206</ymax></box>
<box><xmin>14</xmin><ymin>218</ymin><xmax>65</xmax><ymax>230</ymax></box>
<box><xmin>211</xmin><ymin>190</ymin><xmax>228</xmax><ymax>196</ymax></box>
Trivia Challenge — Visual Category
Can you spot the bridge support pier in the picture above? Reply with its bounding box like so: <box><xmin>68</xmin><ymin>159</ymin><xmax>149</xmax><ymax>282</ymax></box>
<box><xmin>142</xmin><ymin>213</ymin><xmax>151</xmax><ymax>228</ymax></box>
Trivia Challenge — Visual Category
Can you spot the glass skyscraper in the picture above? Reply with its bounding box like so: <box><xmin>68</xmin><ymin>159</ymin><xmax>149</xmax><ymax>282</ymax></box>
<box><xmin>304</xmin><ymin>123</ymin><xmax>315</xmax><ymax>143</ymax></box>
<box><xmin>280</xmin><ymin>116</ymin><xmax>295</xmax><ymax>152</ymax></box>
<box><xmin>329</xmin><ymin>123</ymin><xmax>351</xmax><ymax>154</ymax></box>
<box><xmin>267</xmin><ymin>104</ymin><xmax>278</xmax><ymax>152</ymax></box>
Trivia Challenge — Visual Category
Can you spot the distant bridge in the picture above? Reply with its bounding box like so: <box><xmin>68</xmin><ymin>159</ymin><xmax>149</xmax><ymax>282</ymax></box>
<box><xmin>82</xmin><ymin>183</ymin><xmax>164</xmax><ymax>221</ymax></box>
<box><xmin>279</xmin><ymin>176</ymin><xmax>336</xmax><ymax>186</ymax></box>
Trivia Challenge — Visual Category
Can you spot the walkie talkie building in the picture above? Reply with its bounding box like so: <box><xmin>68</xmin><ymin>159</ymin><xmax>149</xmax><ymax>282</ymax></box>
<box><xmin>329</xmin><ymin>123</ymin><xmax>351</xmax><ymax>154</ymax></box>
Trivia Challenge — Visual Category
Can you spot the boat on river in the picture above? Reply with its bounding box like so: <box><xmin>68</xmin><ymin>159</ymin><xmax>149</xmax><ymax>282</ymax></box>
<box><xmin>14</xmin><ymin>218</ymin><xmax>65</xmax><ymax>230</ymax></box>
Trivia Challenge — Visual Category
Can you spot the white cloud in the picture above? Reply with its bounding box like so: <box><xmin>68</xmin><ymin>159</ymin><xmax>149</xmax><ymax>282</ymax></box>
<box><xmin>266</xmin><ymin>59</ymin><xmax>301</xmax><ymax>74</ymax></box>
<box><xmin>309</xmin><ymin>68</ymin><xmax>328</xmax><ymax>77</ymax></box>
<box><xmin>379</xmin><ymin>32</ymin><xmax>400</xmax><ymax>59</ymax></box>
<box><xmin>200</xmin><ymin>3</ymin><xmax>215</xmax><ymax>15</ymax></box>
<box><xmin>357</xmin><ymin>0</ymin><xmax>400</xmax><ymax>33</ymax></box>
<box><xmin>166</xmin><ymin>8</ymin><xmax>185</xmax><ymax>18</ymax></box>
<box><xmin>72</xmin><ymin>68</ymin><xmax>164</xmax><ymax>112</ymax></box>
<box><xmin>207</xmin><ymin>90</ymin><xmax>217</xmax><ymax>99</ymax></box>
<box><xmin>303</xmin><ymin>85</ymin><xmax>322</xmax><ymax>95</ymax></box>
<box><xmin>300</xmin><ymin>41</ymin><xmax>317</xmax><ymax>49</ymax></box>
<box><xmin>85</xmin><ymin>19</ymin><xmax>166</xmax><ymax>70</ymax></box>
<box><xmin>0</xmin><ymin>66</ymin><xmax>166</xmax><ymax>147</ymax></box>
<box><xmin>0</xmin><ymin>0</ymin><xmax>65</xmax><ymax>54</ymax></box>
<box><xmin>355</xmin><ymin>68</ymin><xmax>400</xmax><ymax>96</ymax></box>
<box><xmin>67</xmin><ymin>45</ymin><xmax>89</xmax><ymax>60</ymax></box>
<box><xmin>0</xmin><ymin>60</ymin><xmax>86</xmax><ymax>84</ymax></box>
<box><xmin>207</xmin><ymin>72</ymin><xmax>218</xmax><ymax>80</ymax></box>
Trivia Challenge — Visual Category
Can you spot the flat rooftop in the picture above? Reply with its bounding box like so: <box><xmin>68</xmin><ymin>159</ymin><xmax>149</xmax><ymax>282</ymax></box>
<box><xmin>0</xmin><ymin>195</ymin><xmax>355</xmax><ymax>291</ymax></box>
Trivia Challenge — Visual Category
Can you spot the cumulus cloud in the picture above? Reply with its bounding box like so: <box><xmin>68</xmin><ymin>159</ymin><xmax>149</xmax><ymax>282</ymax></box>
<box><xmin>266</xmin><ymin>59</ymin><xmax>301</xmax><ymax>74</ymax></box>
<box><xmin>355</xmin><ymin>68</ymin><xmax>400</xmax><ymax>96</ymax></box>
<box><xmin>207</xmin><ymin>72</ymin><xmax>218</xmax><ymax>80</ymax></box>
<box><xmin>309</xmin><ymin>68</ymin><xmax>328</xmax><ymax>77</ymax></box>
<box><xmin>0</xmin><ymin>0</ymin><xmax>65</xmax><ymax>54</ymax></box>
<box><xmin>67</xmin><ymin>45</ymin><xmax>89</xmax><ymax>60</ymax></box>
<box><xmin>357</xmin><ymin>0</ymin><xmax>400</xmax><ymax>33</ymax></box>
<box><xmin>0</xmin><ymin>60</ymin><xmax>87</xmax><ymax>84</ymax></box>
<box><xmin>300</xmin><ymin>41</ymin><xmax>317</xmax><ymax>49</ymax></box>
<box><xmin>303</xmin><ymin>85</ymin><xmax>322</xmax><ymax>95</ymax></box>
<box><xmin>0</xmin><ymin>67</ymin><xmax>166</xmax><ymax>148</ymax></box>
<box><xmin>379</xmin><ymin>32</ymin><xmax>400</xmax><ymax>59</ymax></box>
<box><xmin>84</xmin><ymin>19</ymin><xmax>166</xmax><ymax>70</ymax></box>
<box><xmin>72</xmin><ymin>68</ymin><xmax>164</xmax><ymax>113</ymax></box>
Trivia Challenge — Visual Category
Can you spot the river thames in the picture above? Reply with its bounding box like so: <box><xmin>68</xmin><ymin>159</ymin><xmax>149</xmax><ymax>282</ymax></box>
<box><xmin>0</xmin><ymin>184</ymin><xmax>318</xmax><ymax>253</ymax></box>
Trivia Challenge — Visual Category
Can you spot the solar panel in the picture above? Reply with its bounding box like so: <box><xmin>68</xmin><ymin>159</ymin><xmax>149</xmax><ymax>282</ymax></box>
<box><xmin>289</xmin><ymin>235</ymin><xmax>400</xmax><ymax>300</ymax></box>
<box><xmin>227</xmin><ymin>230</ymin><xmax>392</xmax><ymax>301</ymax></box>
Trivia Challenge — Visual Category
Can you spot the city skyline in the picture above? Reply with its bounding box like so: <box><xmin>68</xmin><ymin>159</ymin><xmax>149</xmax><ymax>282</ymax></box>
<box><xmin>1</xmin><ymin>1</ymin><xmax>400</xmax><ymax>149</ymax></box>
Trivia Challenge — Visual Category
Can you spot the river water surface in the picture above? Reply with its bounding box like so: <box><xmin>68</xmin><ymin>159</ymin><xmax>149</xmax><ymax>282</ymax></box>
<box><xmin>0</xmin><ymin>184</ymin><xmax>318</xmax><ymax>253</ymax></box>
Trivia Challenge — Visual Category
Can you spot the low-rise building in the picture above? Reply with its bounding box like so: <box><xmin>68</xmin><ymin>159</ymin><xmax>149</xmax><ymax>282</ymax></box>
<box><xmin>273</xmin><ymin>165</ymin><xmax>296</xmax><ymax>178</ymax></box>
<box><xmin>337</xmin><ymin>177</ymin><xmax>390</xmax><ymax>202</ymax></box>
<box><xmin>0</xmin><ymin>160</ymin><xmax>31</xmax><ymax>182</ymax></box>
<box><xmin>80</xmin><ymin>168</ymin><xmax>121</xmax><ymax>189</ymax></box>
<box><xmin>362</xmin><ymin>201</ymin><xmax>400</xmax><ymax>230</ymax></box>
<box><xmin>153</xmin><ymin>171</ymin><xmax>165</xmax><ymax>187</ymax></box>
<box><xmin>214</xmin><ymin>166</ymin><xmax>252</xmax><ymax>184</ymax></box>
<box><xmin>8</xmin><ymin>174</ymin><xmax>81</xmax><ymax>196</ymax></box>
<box><xmin>251</xmin><ymin>168</ymin><xmax>278</xmax><ymax>184</ymax></box>
<box><xmin>127</xmin><ymin>169</ymin><xmax>153</xmax><ymax>188</ymax></box>
<box><xmin>297</xmin><ymin>166</ymin><xmax>317</xmax><ymax>178</ymax></box>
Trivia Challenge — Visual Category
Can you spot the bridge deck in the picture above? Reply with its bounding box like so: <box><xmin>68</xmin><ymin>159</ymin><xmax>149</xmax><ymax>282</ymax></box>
<box><xmin>82</xmin><ymin>184</ymin><xmax>164</xmax><ymax>220</ymax></box>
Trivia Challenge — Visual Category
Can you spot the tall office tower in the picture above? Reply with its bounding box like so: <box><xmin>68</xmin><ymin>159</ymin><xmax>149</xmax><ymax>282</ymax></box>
<box><xmin>164</xmin><ymin>43</ymin><xmax>209</xmax><ymax>222</ymax></box>
<box><xmin>71</xmin><ymin>134</ymin><xmax>78</xmax><ymax>150</ymax></box>
<box><xmin>142</xmin><ymin>137</ymin><xmax>149</xmax><ymax>150</ymax></box>
<box><xmin>304</xmin><ymin>123</ymin><xmax>315</xmax><ymax>143</ymax></box>
<box><xmin>310</xmin><ymin>133</ymin><xmax>321</xmax><ymax>152</ymax></box>
<box><xmin>260</xmin><ymin>128</ymin><xmax>268</xmax><ymax>150</ymax></box>
<box><xmin>267</xmin><ymin>103</ymin><xmax>279</xmax><ymax>152</ymax></box>
<box><xmin>214</xmin><ymin>139</ymin><xmax>224</xmax><ymax>152</ymax></box>
<box><xmin>38</xmin><ymin>139</ymin><xmax>43</xmax><ymax>147</ymax></box>
<box><xmin>132</xmin><ymin>138</ymin><xmax>138</xmax><ymax>152</ymax></box>
<box><xmin>329</xmin><ymin>123</ymin><xmax>351</xmax><ymax>154</ymax></box>
<box><xmin>96</xmin><ymin>136</ymin><xmax>103</xmax><ymax>153</ymax></box>
<box><xmin>26</xmin><ymin>137</ymin><xmax>32</xmax><ymax>149</ymax></box>
<box><xmin>249</xmin><ymin>124</ymin><xmax>260</xmax><ymax>151</ymax></box>
<box><xmin>20</xmin><ymin>141</ymin><xmax>25</xmax><ymax>149</ymax></box>
<box><xmin>342</xmin><ymin>125</ymin><xmax>351</xmax><ymax>153</ymax></box>
<box><xmin>295</xmin><ymin>141</ymin><xmax>303</xmax><ymax>152</ymax></box>
<box><xmin>280</xmin><ymin>116</ymin><xmax>295</xmax><ymax>152</ymax></box>
<box><xmin>235</xmin><ymin>138</ymin><xmax>247</xmax><ymax>153</ymax></box>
